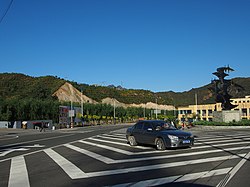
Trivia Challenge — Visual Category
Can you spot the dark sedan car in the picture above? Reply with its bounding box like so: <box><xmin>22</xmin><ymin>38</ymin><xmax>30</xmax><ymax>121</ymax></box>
<box><xmin>126</xmin><ymin>120</ymin><xmax>194</xmax><ymax>150</ymax></box>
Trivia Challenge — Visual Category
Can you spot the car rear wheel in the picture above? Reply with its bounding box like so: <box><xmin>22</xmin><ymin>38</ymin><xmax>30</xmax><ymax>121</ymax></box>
<box><xmin>128</xmin><ymin>135</ymin><xmax>137</xmax><ymax>146</ymax></box>
<box><xmin>155</xmin><ymin>138</ymin><xmax>165</xmax><ymax>150</ymax></box>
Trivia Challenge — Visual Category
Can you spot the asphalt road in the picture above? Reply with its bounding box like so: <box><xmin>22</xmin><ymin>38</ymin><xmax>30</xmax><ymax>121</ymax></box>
<box><xmin>1</xmin><ymin>125</ymin><xmax>250</xmax><ymax>187</ymax></box>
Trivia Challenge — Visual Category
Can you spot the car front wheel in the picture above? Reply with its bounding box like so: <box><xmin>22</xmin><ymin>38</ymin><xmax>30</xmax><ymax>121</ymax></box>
<box><xmin>155</xmin><ymin>138</ymin><xmax>165</xmax><ymax>150</ymax></box>
<box><xmin>128</xmin><ymin>135</ymin><xmax>137</xmax><ymax>146</ymax></box>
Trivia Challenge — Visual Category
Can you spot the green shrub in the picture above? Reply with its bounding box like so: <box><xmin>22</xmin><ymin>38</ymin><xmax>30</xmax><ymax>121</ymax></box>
<box><xmin>193</xmin><ymin>120</ymin><xmax>250</xmax><ymax>126</ymax></box>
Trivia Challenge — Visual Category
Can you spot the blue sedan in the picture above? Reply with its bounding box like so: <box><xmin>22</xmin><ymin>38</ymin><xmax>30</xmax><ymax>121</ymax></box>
<box><xmin>126</xmin><ymin>120</ymin><xmax>194</xmax><ymax>150</ymax></box>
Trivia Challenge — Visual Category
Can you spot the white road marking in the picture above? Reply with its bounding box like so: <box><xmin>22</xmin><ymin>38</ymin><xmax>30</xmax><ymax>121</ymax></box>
<box><xmin>0</xmin><ymin>135</ymin><xmax>19</xmax><ymax>141</ymax></box>
<box><xmin>0</xmin><ymin>144</ymin><xmax>45</xmax><ymax>157</ymax></box>
<box><xmin>44</xmin><ymin>148</ymin><xmax>87</xmax><ymax>179</ymax></box>
<box><xmin>79</xmin><ymin>140</ymin><xmax>134</xmax><ymax>155</ymax></box>
<box><xmin>80</xmin><ymin>139</ymin><xmax>250</xmax><ymax>155</ymax></box>
<box><xmin>193</xmin><ymin>141</ymin><xmax>250</xmax><ymax>150</ymax></box>
<box><xmin>111</xmin><ymin>168</ymin><xmax>232</xmax><ymax>187</ymax></box>
<box><xmin>0</xmin><ymin>134</ymin><xmax>74</xmax><ymax>150</ymax></box>
<box><xmin>22</xmin><ymin>144</ymin><xmax>45</xmax><ymax>148</ymax></box>
<box><xmin>8</xmin><ymin>156</ymin><xmax>30</xmax><ymax>187</ymax></box>
<box><xmin>217</xmin><ymin>151</ymin><xmax>250</xmax><ymax>187</ymax></box>
<box><xmin>0</xmin><ymin>148</ymin><xmax>29</xmax><ymax>157</ymax></box>
<box><xmin>88</xmin><ymin>137</ymin><xmax>151</xmax><ymax>149</ymax></box>
<box><xmin>67</xmin><ymin>142</ymin><xmax>250</xmax><ymax>164</ymax></box>
<box><xmin>102</xmin><ymin>133</ymin><xmax>126</xmax><ymax>138</ymax></box>
<box><xmin>84</xmin><ymin>154</ymin><xmax>244</xmax><ymax>178</ymax></box>
<box><xmin>96</xmin><ymin>135</ymin><xmax>127</xmax><ymax>142</ymax></box>
<box><xmin>196</xmin><ymin>134</ymin><xmax>250</xmax><ymax>141</ymax></box>
<box><xmin>195</xmin><ymin>137</ymin><xmax>250</xmax><ymax>145</ymax></box>
<box><xmin>64</xmin><ymin>144</ymin><xmax>115</xmax><ymax>164</ymax></box>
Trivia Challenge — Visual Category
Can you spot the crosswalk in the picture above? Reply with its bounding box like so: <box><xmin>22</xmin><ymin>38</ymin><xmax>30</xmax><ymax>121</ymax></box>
<box><xmin>1</xmin><ymin>129</ymin><xmax>250</xmax><ymax>187</ymax></box>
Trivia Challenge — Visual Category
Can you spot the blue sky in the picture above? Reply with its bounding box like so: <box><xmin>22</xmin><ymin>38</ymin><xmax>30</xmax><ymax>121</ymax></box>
<box><xmin>0</xmin><ymin>0</ymin><xmax>250</xmax><ymax>92</ymax></box>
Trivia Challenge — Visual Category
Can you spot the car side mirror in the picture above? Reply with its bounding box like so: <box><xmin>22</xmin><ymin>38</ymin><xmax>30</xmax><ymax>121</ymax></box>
<box><xmin>147</xmin><ymin>128</ymin><xmax>153</xmax><ymax>132</ymax></box>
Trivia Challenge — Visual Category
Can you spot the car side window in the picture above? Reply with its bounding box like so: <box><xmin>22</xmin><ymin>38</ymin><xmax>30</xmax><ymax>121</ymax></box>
<box><xmin>143</xmin><ymin>123</ymin><xmax>152</xmax><ymax>130</ymax></box>
<box><xmin>135</xmin><ymin>122</ymin><xmax>143</xmax><ymax>130</ymax></box>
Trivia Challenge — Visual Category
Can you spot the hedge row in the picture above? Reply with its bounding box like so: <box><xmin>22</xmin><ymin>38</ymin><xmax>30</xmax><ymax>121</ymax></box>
<box><xmin>193</xmin><ymin>120</ymin><xmax>250</xmax><ymax>126</ymax></box>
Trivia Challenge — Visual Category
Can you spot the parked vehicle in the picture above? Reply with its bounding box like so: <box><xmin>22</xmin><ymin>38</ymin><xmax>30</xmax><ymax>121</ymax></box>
<box><xmin>126</xmin><ymin>120</ymin><xmax>194</xmax><ymax>150</ymax></box>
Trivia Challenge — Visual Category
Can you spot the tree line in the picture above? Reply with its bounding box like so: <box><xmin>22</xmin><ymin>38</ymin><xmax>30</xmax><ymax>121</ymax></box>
<box><xmin>0</xmin><ymin>98</ymin><xmax>176</xmax><ymax>125</ymax></box>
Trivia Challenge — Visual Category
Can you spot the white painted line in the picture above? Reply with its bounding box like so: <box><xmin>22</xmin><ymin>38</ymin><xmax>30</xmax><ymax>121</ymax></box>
<box><xmin>78</xmin><ymin>140</ymin><xmax>250</xmax><ymax>161</ymax></box>
<box><xmin>0</xmin><ymin>148</ymin><xmax>29</xmax><ymax>157</ymax></box>
<box><xmin>111</xmin><ymin>168</ymin><xmax>232</xmax><ymax>187</ymax></box>
<box><xmin>217</xmin><ymin>151</ymin><xmax>250</xmax><ymax>187</ymax></box>
<box><xmin>78</xmin><ymin>140</ymin><xmax>134</xmax><ymax>155</ymax></box>
<box><xmin>64</xmin><ymin>144</ymin><xmax>115</xmax><ymax>164</ymax></box>
<box><xmin>44</xmin><ymin>148</ymin><xmax>87</xmax><ymax>179</ymax></box>
<box><xmin>196</xmin><ymin>134</ymin><xmax>250</xmax><ymax>141</ymax></box>
<box><xmin>102</xmin><ymin>133</ymin><xmax>126</xmax><ymax>138</ymax></box>
<box><xmin>96</xmin><ymin>135</ymin><xmax>127</xmax><ymax>142</ymax></box>
<box><xmin>193</xmin><ymin>141</ymin><xmax>250</xmax><ymax>150</ymax></box>
<box><xmin>86</xmin><ymin>154</ymin><xmax>243</xmax><ymax>178</ymax></box>
<box><xmin>195</xmin><ymin>137</ymin><xmax>250</xmax><ymax>145</ymax></box>
<box><xmin>0</xmin><ymin>134</ymin><xmax>74</xmax><ymax>149</ymax></box>
<box><xmin>8</xmin><ymin>156</ymin><xmax>30</xmax><ymax>187</ymax></box>
<box><xmin>68</xmin><ymin>142</ymin><xmax>250</xmax><ymax>164</ymax></box>
<box><xmin>0</xmin><ymin>135</ymin><xmax>19</xmax><ymax>141</ymax></box>
<box><xmin>88</xmin><ymin>137</ymin><xmax>151</xmax><ymax>149</ymax></box>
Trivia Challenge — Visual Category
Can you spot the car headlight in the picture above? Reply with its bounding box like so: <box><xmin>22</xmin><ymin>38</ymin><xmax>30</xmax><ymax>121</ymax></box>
<box><xmin>168</xmin><ymin>135</ymin><xmax>179</xmax><ymax>141</ymax></box>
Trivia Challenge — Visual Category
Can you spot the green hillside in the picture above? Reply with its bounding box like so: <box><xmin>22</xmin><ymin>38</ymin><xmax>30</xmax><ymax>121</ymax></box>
<box><xmin>0</xmin><ymin>73</ymin><xmax>66</xmax><ymax>100</ymax></box>
<box><xmin>1</xmin><ymin>73</ymin><xmax>250</xmax><ymax>106</ymax></box>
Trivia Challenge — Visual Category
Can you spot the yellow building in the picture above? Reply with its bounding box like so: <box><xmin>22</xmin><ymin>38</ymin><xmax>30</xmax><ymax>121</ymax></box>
<box><xmin>177</xmin><ymin>96</ymin><xmax>250</xmax><ymax>123</ymax></box>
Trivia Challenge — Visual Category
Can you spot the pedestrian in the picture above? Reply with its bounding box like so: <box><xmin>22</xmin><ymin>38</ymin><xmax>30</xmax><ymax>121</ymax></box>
<box><xmin>40</xmin><ymin>122</ymin><xmax>45</xmax><ymax>132</ymax></box>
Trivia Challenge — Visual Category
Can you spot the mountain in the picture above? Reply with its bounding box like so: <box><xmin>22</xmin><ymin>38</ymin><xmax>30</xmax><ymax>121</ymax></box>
<box><xmin>53</xmin><ymin>82</ymin><xmax>175</xmax><ymax>110</ymax></box>
<box><xmin>1</xmin><ymin>73</ymin><xmax>250</xmax><ymax>108</ymax></box>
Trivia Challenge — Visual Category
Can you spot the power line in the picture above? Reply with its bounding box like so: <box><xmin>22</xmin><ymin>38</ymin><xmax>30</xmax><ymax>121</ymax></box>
<box><xmin>0</xmin><ymin>0</ymin><xmax>14</xmax><ymax>25</ymax></box>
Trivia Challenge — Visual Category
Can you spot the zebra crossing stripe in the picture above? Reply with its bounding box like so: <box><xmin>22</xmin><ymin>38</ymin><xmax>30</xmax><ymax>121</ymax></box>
<box><xmin>8</xmin><ymin>156</ymin><xmax>30</xmax><ymax>187</ymax></box>
<box><xmin>192</xmin><ymin>141</ymin><xmax>250</xmax><ymax>150</ymax></box>
<box><xmin>78</xmin><ymin>140</ymin><xmax>134</xmax><ymax>156</ymax></box>
<box><xmin>217</xmin><ymin>151</ymin><xmax>250</xmax><ymax>187</ymax></box>
<box><xmin>64</xmin><ymin>144</ymin><xmax>115</xmax><ymax>164</ymax></box>
<box><xmin>96</xmin><ymin>135</ymin><xmax>127</xmax><ymax>142</ymax></box>
<box><xmin>85</xmin><ymin>154</ymin><xmax>243</xmax><ymax>178</ymax></box>
<box><xmin>78</xmin><ymin>139</ymin><xmax>250</xmax><ymax>159</ymax></box>
<box><xmin>111</xmin><ymin>167</ymin><xmax>232</xmax><ymax>187</ymax></box>
<box><xmin>44</xmin><ymin>148</ymin><xmax>87</xmax><ymax>179</ymax></box>
<box><xmin>196</xmin><ymin>134</ymin><xmax>250</xmax><ymax>141</ymax></box>
<box><xmin>44</xmin><ymin>146</ymin><xmax>245</xmax><ymax>179</ymax></box>
<box><xmin>195</xmin><ymin>137</ymin><xmax>250</xmax><ymax>145</ymax></box>
<box><xmin>88</xmin><ymin>137</ymin><xmax>151</xmax><ymax>149</ymax></box>
<box><xmin>94</xmin><ymin>133</ymin><xmax>250</xmax><ymax>151</ymax></box>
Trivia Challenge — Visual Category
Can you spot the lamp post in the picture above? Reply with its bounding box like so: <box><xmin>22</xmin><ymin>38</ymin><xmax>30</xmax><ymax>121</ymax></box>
<box><xmin>70</xmin><ymin>100</ymin><xmax>73</xmax><ymax>128</ymax></box>
<box><xmin>143</xmin><ymin>103</ymin><xmax>146</xmax><ymax>119</ymax></box>
<box><xmin>113</xmin><ymin>98</ymin><xmax>116</xmax><ymax>124</ymax></box>
<box><xmin>156</xmin><ymin>98</ymin><xmax>158</xmax><ymax>119</ymax></box>
<box><xmin>81</xmin><ymin>88</ymin><xmax>83</xmax><ymax>116</ymax></box>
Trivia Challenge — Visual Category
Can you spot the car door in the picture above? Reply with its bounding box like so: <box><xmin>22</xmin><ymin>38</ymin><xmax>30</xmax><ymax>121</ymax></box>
<box><xmin>132</xmin><ymin>121</ymin><xmax>144</xmax><ymax>143</ymax></box>
<box><xmin>140</xmin><ymin>122</ymin><xmax>156</xmax><ymax>145</ymax></box>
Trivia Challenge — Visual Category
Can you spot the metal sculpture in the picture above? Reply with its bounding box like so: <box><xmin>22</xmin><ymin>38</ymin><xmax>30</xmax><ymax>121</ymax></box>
<box><xmin>211</xmin><ymin>66</ymin><xmax>237</xmax><ymax>110</ymax></box>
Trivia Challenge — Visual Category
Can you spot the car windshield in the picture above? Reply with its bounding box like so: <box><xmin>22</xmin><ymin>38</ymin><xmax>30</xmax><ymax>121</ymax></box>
<box><xmin>154</xmin><ymin>122</ymin><xmax>176</xmax><ymax>130</ymax></box>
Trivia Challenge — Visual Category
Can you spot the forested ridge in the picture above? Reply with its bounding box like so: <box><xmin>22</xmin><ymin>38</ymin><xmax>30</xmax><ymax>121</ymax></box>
<box><xmin>1</xmin><ymin>73</ymin><xmax>250</xmax><ymax>123</ymax></box>
<box><xmin>1</xmin><ymin>73</ymin><xmax>250</xmax><ymax>106</ymax></box>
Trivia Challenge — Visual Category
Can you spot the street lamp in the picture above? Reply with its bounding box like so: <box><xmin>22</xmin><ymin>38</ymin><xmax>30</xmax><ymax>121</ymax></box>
<box><xmin>81</xmin><ymin>88</ymin><xmax>83</xmax><ymax>116</ymax></box>
<box><xmin>113</xmin><ymin>98</ymin><xmax>116</xmax><ymax>124</ymax></box>
<box><xmin>156</xmin><ymin>98</ymin><xmax>158</xmax><ymax>119</ymax></box>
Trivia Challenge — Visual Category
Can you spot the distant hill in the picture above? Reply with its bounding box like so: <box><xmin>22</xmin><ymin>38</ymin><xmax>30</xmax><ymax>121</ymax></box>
<box><xmin>1</xmin><ymin>73</ymin><xmax>250</xmax><ymax>107</ymax></box>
